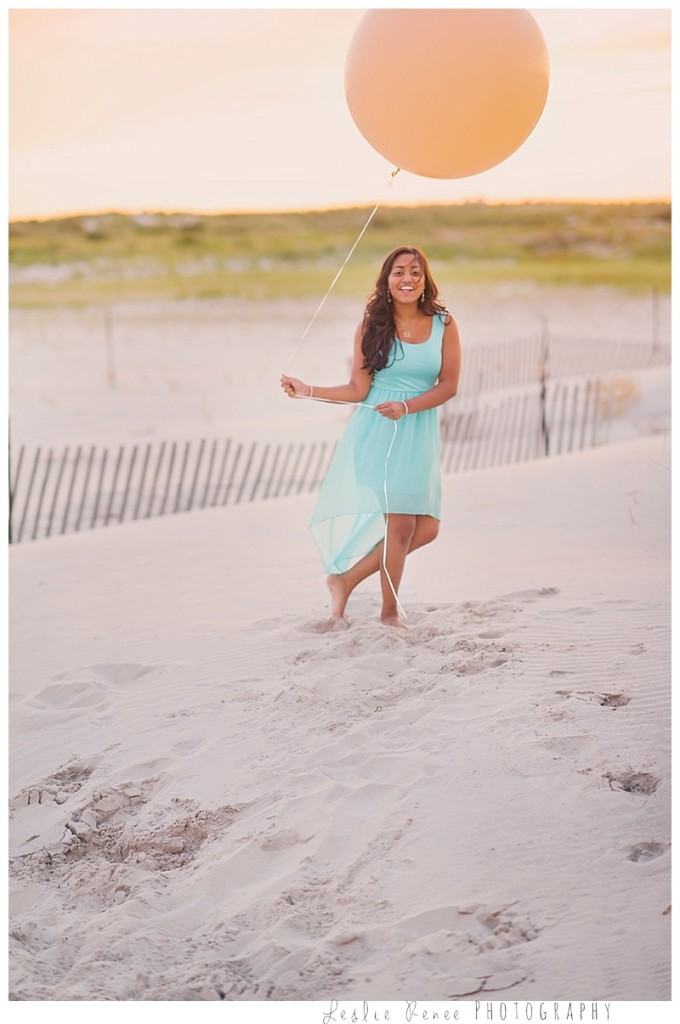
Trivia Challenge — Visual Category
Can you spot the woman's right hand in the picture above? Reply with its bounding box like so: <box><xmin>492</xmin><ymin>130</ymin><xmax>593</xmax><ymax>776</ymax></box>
<box><xmin>280</xmin><ymin>375</ymin><xmax>309</xmax><ymax>399</ymax></box>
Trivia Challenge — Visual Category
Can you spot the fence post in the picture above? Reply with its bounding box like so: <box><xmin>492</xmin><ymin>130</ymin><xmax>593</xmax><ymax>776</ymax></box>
<box><xmin>309</xmin><ymin>442</ymin><xmax>328</xmax><ymax>490</ymax></box>
<box><xmin>146</xmin><ymin>441</ymin><xmax>167</xmax><ymax>519</ymax></box>
<box><xmin>539</xmin><ymin>317</ymin><xmax>550</xmax><ymax>456</ymax></box>
<box><xmin>61</xmin><ymin>446</ymin><xmax>83</xmax><ymax>534</ymax></box>
<box><xmin>105</xmin><ymin>446</ymin><xmax>125</xmax><ymax>524</ymax></box>
<box><xmin>235</xmin><ymin>441</ymin><xmax>257</xmax><ymax>503</ymax></box>
<box><xmin>211</xmin><ymin>438</ymin><xmax>231</xmax><ymax>506</ymax></box>
<box><xmin>32</xmin><ymin>449</ymin><xmax>54</xmax><ymax>541</ymax></box>
<box><xmin>74</xmin><ymin>446</ymin><xmax>96</xmax><ymax>533</ymax></box>
<box><xmin>222</xmin><ymin>441</ymin><xmax>242</xmax><ymax>505</ymax></box>
<box><xmin>91</xmin><ymin>448</ymin><xmax>108</xmax><ymax>529</ymax></box>
<box><xmin>104</xmin><ymin>306</ymin><xmax>117</xmax><ymax>390</ymax></box>
<box><xmin>133</xmin><ymin>443</ymin><xmax>152</xmax><ymax>521</ymax></box>
<box><xmin>16</xmin><ymin>448</ymin><xmax>41</xmax><ymax>543</ymax></box>
<box><xmin>119</xmin><ymin>446</ymin><xmax>138</xmax><ymax>523</ymax></box>
<box><xmin>186</xmin><ymin>439</ymin><xmax>205</xmax><ymax>512</ymax></box>
<box><xmin>173</xmin><ymin>441</ymin><xmax>192</xmax><ymax>513</ymax></box>
<box><xmin>263</xmin><ymin>444</ymin><xmax>282</xmax><ymax>499</ymax></box>
<box><xmin>248</xmin><ymin>444</ymin><xmax>270</xmax><ymax>501</ymax></box>
<box><xmin>273</xmin><ymin>442</ymin><xmax>294</xmax><ymax>498</ymax></box>
<box><xmin>46</xmin><ymin>446</ymin><xmax>70</xmax><ymax>538</ymax></box>
<box><xmin>297</xmin><ymin>443</ymin><xmax>317</xmax><ymax>494</ymax></box>
<box><xmin>8</xmin><ymin>419</ymin><xmax>13</xmax><ymax>544</ymax></box>
<box><xmin>287</xmin><ymin>443</ymin><xmax>306</xmax><ymax>496</ymax></box>
<box><xmin>9</xmin><ymin>442</ymin><xmax>26</xmax><ymax>542</ymax></box>
<box><xmin>159</xmin><ymin>442</ymin><xmax>178</xmax><ymax>515</ymax></box>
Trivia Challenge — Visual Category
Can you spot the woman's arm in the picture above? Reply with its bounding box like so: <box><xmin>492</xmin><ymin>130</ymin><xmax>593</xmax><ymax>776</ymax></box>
<box><xmin>281</xmin><ymin>322</ymin><xmax>373</xmax><ymax>403</ymax></box>
<box><xmin>407</xmin><ymin>316</ymin><xmax>461</xmax><ymax>411</ymax></box>
<box><xmin>374</xmin><ymin>316</ymin><xmax>461</xmax><ymax>419</ymax></box>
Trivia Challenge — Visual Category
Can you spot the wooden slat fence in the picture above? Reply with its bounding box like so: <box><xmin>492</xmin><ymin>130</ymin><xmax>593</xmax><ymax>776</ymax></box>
<box><xmin>9</xmin><ymin>377</ymin><xmax>605</xmax><ymax>544</ymax></box>
<box><xmin>463</xmin><ymin>335</ymin><xmax>670</xmax><ymax>394</ymax></box>
<box><xmin>440</xmin><ymin>378</ymin><xmax>602</xmax><ymax>474</ymax></box>
<box><xmin>8</xmin><ymin>434</ymin><xmax>340</xmax><ymax>544</ymax></box>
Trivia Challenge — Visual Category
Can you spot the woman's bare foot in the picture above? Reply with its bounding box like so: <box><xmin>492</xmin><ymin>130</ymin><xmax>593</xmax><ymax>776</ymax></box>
<box><xmin>327</xmin><ymin>574</ymin><xmax>351</xmax><ymax>621</ymax></box>
<box><xmin>380</xmin><ymin>612</ymin><xmax>407</xmax><ymax>628</ymax></box>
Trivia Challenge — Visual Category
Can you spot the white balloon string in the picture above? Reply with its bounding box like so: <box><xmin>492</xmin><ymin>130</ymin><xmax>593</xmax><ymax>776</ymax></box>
<box><xmin>381</xmin><ymin>419</ymin><xmax>407</xmax><ymax>622</ymax></box>
<box><xmin>296</xmin><ymin>394</ymin><xmax>407</xmax><ymax>621</ymax></box>
<box><xmin>293</xmin><ymin>395</ymin><xmax>375</xmax><ymax>409</ymax></box>
<box><xmin>284</xmin><ymin>168</ymin><xmax>405</xmax><ymax>621</ymax></box>
<box><xmin>283</xmin><ymin>167</ymin><xmax>401</xmax><ymax>372</ymax></box>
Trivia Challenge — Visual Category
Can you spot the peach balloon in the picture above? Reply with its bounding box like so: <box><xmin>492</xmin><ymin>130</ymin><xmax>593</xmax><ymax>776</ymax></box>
<box><xmin>344</xmin><ymin>8</ymin><xmax>550</xmax><ymax>179</ymax></box>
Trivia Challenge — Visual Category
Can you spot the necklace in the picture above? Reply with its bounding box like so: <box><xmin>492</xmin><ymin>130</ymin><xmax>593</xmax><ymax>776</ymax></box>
<box><xmin>397</xmin><ymin>322</ymin><xmax>418</xmax><ymax>340</ymax></box>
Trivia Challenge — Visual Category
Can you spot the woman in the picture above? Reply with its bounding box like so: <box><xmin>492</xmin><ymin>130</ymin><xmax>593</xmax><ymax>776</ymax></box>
<box><xmin>281</xmin><ymin>246</ymin><xmax>461</xmax><ymax>627</ymax></box>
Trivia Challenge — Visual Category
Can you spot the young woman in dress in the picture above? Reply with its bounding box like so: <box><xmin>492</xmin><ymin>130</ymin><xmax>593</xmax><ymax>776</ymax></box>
<box><xmin>281</xmin><ymin>246</ymin><xmax>461</xmax><ymax>627</ymax></box>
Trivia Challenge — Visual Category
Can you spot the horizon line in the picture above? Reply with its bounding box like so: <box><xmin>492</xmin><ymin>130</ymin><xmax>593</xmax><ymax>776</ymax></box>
<box><xmin>9</xmin><ymin>195</ymin><xmax>672</xmax><ymax>225</ymax></box>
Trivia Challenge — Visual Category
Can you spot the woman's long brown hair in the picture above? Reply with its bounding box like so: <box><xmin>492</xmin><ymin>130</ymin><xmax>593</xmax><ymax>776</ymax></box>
<box><xmin>361</xmin><ymin>246</ymin><xmax>449</xmax><ymax>374</ymax></box>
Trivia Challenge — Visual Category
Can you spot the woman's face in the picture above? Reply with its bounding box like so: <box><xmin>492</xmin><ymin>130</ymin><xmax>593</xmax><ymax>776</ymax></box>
<box><xmin>387</xmin><ymin>253</ymin><xmax>426</xmax><ymax>305</ymax></box>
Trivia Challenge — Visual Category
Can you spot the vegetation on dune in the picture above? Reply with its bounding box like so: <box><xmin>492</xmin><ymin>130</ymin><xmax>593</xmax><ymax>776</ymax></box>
<box><xmin>8</xmin><ymin>201</ymin><xmax>671</xmax><ymax>307</ymax></box>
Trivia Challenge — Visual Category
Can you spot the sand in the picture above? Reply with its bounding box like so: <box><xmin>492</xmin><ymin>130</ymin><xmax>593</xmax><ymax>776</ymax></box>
<box><xmin>8</xmin><ymin>433</ymin><xmax>671</xmax><ymax>1013</ymax></box>
<box><xmin>7</xmin><ymin>284</ymin><xmax>673</xmax><ymax>1019</ymax></box>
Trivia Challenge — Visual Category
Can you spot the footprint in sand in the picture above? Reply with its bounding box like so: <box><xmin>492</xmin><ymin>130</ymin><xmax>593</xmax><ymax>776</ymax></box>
<box><xmin>474</xmin><ymin>906</ymin><xmax>541</xmax><ymax>949</ymax></box>
<box><xmin>555</xmin><ymin>689</ymin><xmax>631</xmax><ymax>709</ymax></box>
<box><xmin>538</xmin><ymin>735</ymin><xmax>589</xmax><ymax>757</ymax></box>
<box><xmin>595</xmin><ymin>692</ymin><xmax>631</xmax><ymax>709</ymax></box>
<box><xmin>627</xmin><ymin>841</ymin><xmax>669</xmax><ymax>862</ymax></box>
<box><xmin>10</xmin><ymin>758</ymin><xmax>98</xmax><ymax>810</ymax></box>
<box><xmin>13</xmin><ymin>773</ymin><xmax>244</xmax><ymax>892</ymax></box>
<box><xmin>452</xmin><ymin>646</ymin><xmax>511</xmax><ymax>676</ymax></box>
<box><xmin>603</xmin><ymin>770</ymin><xmax>661</xmax><ymax>795</ymax></box>
<box><xmin>297</xmin><ymin>618</ymin><xmax>350</xmax><ymax>634</ymax></box>
<box><xmin>171</xmin><ymin>738</ymin><xmax>206</xmax><ymax>758</ymax></box>
<box><xmin>501</xmin><ymin>587</ymin><xmax>559</xmax><ymax>602</ymax></box>
<box><xmin>260</xmin><ymin>829</ymin><xmax>310</xmax><ymax>852</ymax></box>
<box><xmin>53</xmin><ymin>664</ymin><xmax>159</xmax><ymax>685</ymax></box>
<box><xmin>461</xmin><ymin>601</ymin><xmax>498</xmax><ymax>622</ymax></box>
<box><xmin>30</xmin><ymin>679</ymin><xmax>108</xmax><ymax>710</ymax></box>
<box><xmin>30</xmin><ymin>664</ymin><xmax>162</xmax><ymax>712</ymax></box>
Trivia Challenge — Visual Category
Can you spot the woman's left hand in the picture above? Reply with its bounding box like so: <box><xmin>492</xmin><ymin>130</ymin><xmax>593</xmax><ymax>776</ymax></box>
<box><xmin>374</xmin><ymin>401</ymin><xmax>408</xmax><ymax>420</ymax></box>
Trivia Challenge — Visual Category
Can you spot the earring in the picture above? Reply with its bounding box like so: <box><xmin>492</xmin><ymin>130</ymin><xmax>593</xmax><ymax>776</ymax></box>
<box><xmin>387</xmin><ymin>292</ymin><xmax>392</xmax><ymax>303</ymax></box>
<box><xmin>420</xmin><ymin>291</ymin><xmax>426</xmax><ymax>303</ymax></box>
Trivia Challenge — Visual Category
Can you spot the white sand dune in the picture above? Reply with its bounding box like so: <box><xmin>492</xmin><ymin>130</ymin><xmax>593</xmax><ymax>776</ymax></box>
<box><xmin>8</xmin><ymin>433</ymin><xmax>671</xmax><ymax>1010</ymax></box>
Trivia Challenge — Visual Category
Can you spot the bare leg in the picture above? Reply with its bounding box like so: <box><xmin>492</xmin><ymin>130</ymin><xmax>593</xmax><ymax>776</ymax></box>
<box><xmin>327</xmin><ymin>515</ymin><xmax>439</xmax><ymax>621</ymax></box>
<box><xmin>379</xmin><ymin>514</ymin><xmax>416</xmax><ymax>626</ymax></box>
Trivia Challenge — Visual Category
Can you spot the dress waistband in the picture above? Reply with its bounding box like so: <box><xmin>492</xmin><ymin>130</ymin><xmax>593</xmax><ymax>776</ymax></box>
<box><xmin>369</xmin><ymin>384</ymin><xmax>423</xmax><ymax>396</ymax></box>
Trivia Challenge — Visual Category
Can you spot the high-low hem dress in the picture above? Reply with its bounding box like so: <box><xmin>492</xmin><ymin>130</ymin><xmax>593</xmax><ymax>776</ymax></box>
<box><xmin>310</xmin><ymin>313</ymin><xmax>446</xmax><ymax>575</ymax></box>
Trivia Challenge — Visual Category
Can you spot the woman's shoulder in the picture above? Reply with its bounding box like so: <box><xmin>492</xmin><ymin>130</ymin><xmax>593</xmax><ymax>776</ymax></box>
<box><xmin>432</xmin><ymin>309</ymin><xmax>455</xmax><ymax>335</ymax></box>
<box><xmin>435</xmin><ymin>310</ymin><xmax>461</xmax><ymax>352</ymax></box>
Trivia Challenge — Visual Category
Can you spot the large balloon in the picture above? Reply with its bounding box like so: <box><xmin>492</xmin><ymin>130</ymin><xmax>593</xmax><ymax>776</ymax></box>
<box><xmin>344</xmin><ymin>8</ymin><xmax>550</xmax><ymax>179</ymax></box>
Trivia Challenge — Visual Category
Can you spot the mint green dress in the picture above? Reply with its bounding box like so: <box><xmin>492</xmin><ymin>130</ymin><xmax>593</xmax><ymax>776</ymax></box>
<box><xmin>310</xmin><ymin>313</ymin><xmax>446</xmax><ymax>574</ymax></box>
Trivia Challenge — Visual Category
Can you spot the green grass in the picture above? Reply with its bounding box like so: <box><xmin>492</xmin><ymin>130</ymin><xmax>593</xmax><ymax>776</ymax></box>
<box><xmin>9</xmin><ymin>201</ymin><xmax>671</xmax><ymax>307</ymax></box>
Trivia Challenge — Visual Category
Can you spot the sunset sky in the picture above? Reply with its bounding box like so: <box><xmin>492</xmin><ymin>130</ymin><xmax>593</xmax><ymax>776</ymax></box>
<box><xmin>7</xmin><ymin>2</ymin><xmax>672</xmax><ymax>220</ymax></box>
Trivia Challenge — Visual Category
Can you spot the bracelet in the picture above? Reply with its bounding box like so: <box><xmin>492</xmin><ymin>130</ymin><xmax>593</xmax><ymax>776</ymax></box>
<box><xmin>309</xmin><ymin>385</ymin><xmax>314</xmax><ymax>398</ymax></box>
<box><xmin>401</xmin><ymin>400</ymin><xmax>409</xmax><ymax>416</ymax></box>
